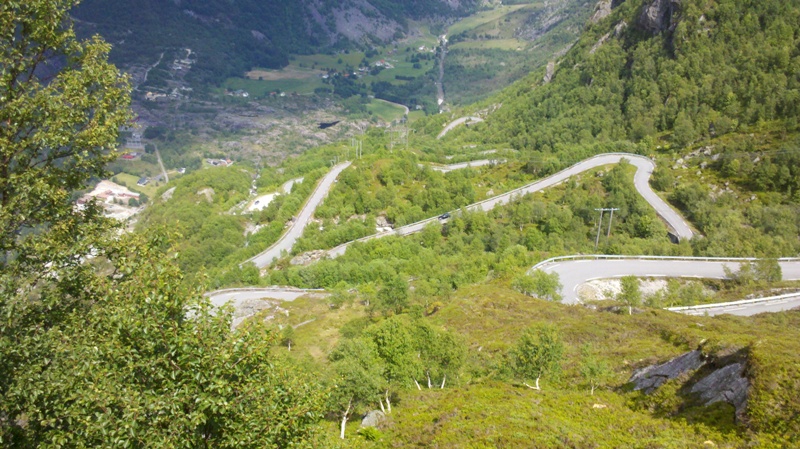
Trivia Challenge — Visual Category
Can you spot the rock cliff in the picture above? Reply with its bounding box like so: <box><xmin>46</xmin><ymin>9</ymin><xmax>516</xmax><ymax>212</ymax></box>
<box><xmin>638</xmin><ymin>0</ymin><xmax>681</xmax><ymax>34</ymax></box>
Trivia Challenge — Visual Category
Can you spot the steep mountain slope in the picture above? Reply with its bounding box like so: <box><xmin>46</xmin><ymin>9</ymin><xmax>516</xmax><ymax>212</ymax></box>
<box><xmin>72</xmin><ymin>0</ymin><xmax>479</xmax><ymax>85</ymax></box>
<box><xmin>479</xmin><ymin>0</ymin><xmax>800</xmax><ymax>152</ymax></box>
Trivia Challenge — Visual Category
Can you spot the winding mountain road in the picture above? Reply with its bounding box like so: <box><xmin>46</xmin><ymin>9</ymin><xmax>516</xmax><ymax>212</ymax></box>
<box><xmin>437</xmin><ymin>116</ymin><xmax>484</xmax><ymax>139</ymax></box>
<box><xmin>244</xmin><ymin>161</ymin><xmax>351</xmax><ymax>268</ymax></box>
<box><xmin>328</xmin><ymin>153</ymin><xmax>692</xmax><ymax>258</ymax></box>
<box><xmin>212</xmin><ymin>153</ymin><xmax>797</xmax><ymax>318</ymax></box>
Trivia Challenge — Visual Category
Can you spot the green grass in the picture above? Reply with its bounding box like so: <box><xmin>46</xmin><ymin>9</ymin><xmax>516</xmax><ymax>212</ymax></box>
<box><xmin>268</xmin><ymin>294</ymin><xmax>370</xmax><ymax>362</ymax></box>
<box><xmin>383</xmin><ymin>383</ymin><xmax>739</xmax><ymax>448</ymax></box>
<box><xmin>270</xmin><ymin>276</ymin><xmax>800</xmax><ymax>445</ymax></box>
<box><xmin>366</xmin><ymin>99</ymin><xmax>407</xmax><ymax>123</ymax></box>
<box><xmin>293</xmin><ymin>52</ymin><xmax>364</xmax><ymax>70</ymax></box>
<box><xmin>224</xmin><ymin>76</ymin><xmax>324</xmax><ymax>96</ymax></box>
<box><xmin>112</xmin><ymin>172</ymin><xmax>161</xmax><ymax>198</ymax></box>
<box><xmin>450</xmin><ymin>39</ymin><xmax>527</xmax><ymax>50</ymax></box>
<box><xmin>407</xmin><ymin>110</ymin><xmax>426</xmax><ymax>123</ymax></box>
<box><xmin>448</xmin><ymin>4</ymin><xmax>530</xmax><ymax>37</ymax></box>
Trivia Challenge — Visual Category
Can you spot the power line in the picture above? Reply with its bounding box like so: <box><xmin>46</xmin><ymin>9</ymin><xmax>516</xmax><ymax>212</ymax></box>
<box><xmin>594</xmin><ymin>208</ymin><xmax>619</xmax><ymax>249</ymax></box>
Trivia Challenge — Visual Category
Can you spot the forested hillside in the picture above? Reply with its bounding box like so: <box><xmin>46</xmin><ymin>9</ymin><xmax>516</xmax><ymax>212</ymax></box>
<box><xmin>72</xmin><ymin>0</ymin><xmax>479</xmax><ymax>85</ymax></box>
<box><xmin>483</xmin><ymin>0</ymin><xmax>800</xmax><ymax>152</ymax></box>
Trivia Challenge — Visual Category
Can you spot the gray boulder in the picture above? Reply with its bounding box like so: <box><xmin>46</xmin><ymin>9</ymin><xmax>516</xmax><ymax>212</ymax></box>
<box><xmin>630</xmin><ymin>350</ymin><xmax>705</xmax><ymax>393</ymax></box>
<box><xmin>360</xmin><ymin>410</ymin><xmax>386</xmax><ymax>428</ymax></box>
<box><xmin>690</xmin><ymin>362</ymin><xmax>749</xmax><ymax>419</ymax></box>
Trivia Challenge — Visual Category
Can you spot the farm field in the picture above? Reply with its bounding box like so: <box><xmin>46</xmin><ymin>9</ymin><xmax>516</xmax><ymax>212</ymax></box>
<box><xmin>450</xmin><ymin>39</ymin><xmax>528</xmax><ymax>50</ymax></box>
<box><xmin>223</xmin><ymin>25</ymin><xmax>442</xmax><ymax>102</ymax></box>
<box><xmin>366</xmin><ymin>99</ymin><xmax>408</xmax><ymax>123</ymax></box>
<box><xmin>112</xmin><ymin>172</ymin><xmax>160</xmax><ymax>199</ymax></box>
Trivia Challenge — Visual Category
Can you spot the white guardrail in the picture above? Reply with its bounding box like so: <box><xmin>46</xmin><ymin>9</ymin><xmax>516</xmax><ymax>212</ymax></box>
<box><xmin>531</xmin><ymin>255</ymin><xmax>800</xmax><ymax>272</ymax></box>
<box><xmin>667</xmin><ymin>291</ymin><xmax>800</xmax><ymax>313</ymax></box>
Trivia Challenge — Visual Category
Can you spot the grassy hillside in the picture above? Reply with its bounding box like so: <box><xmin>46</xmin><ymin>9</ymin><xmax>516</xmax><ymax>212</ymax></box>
<box><xmin>271</xmin><ymin>281</ymin><xmax>800</xmax><ymax>447</ymax></box>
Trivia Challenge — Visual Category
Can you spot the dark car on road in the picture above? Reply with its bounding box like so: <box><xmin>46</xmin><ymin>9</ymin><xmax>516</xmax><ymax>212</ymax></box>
<box><xmin>438</xmin><ymin>212</ymin><xmax>451</xmax><ymax>220</ymax></box>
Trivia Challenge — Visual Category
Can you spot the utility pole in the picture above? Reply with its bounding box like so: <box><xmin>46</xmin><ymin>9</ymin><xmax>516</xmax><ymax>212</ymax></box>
<box><xmin>594</xmin><ymin>208</ymin><xmax>619</xmax><ymax>249</ymax></box>
<box><xmin>594</xmin><ymin>209</ymin><xmax>604</xmax><ymax>249</ymax></box>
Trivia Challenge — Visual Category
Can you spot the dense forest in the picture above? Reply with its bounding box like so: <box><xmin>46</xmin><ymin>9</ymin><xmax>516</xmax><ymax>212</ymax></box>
<box><xmin>482</xmin><ymin>0</ymin><xmax>800</xmax><ymax>152</ymax></box>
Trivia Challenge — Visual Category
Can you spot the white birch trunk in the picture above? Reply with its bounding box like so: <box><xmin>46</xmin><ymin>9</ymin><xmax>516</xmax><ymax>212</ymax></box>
<box><xmin>440</xmin><ymin>374</ymin><xmax>446</xmax><ymax>389</ymax></box>
<box><xmin>287</xmin><ymin>341</ymin><xmax>291</xmax><ymax>352</ymax></box>
<box><xmin>379</xmin><ymin>398</ymin><xmax>385</xmax><ymax>413</ymax></box>
<box><xmin>340</xmin><ymin>398</ymin><xmax>352</xmax><ymax>439</ymax></box>
<box><xmin>427</xmin><ymin>371</ymin><xmax>432</xmax><ymax>389</ymax></box>
<box><xmin>536</xmin><ymin>376</ymin><xmax>540</xmax><ymax>390</ymax></box>
<box><xmin>385</xmin><ymin>390</ymin><xmax>392</xmax><ymax>413</ymax></box>
<box><xmin>414</xmin><ymin>379</ymin><xmax>422</xmax><ymax>390</ymax></box>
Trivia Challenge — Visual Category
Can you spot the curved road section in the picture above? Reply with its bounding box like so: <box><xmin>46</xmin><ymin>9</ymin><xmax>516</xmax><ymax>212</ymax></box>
<box><xmin>437</xmin><ymin>116</ymin><xmax>484</xmax><ymax>139</ymax></box>
<box><xmin>245</xmin><ymin>161</ymin><xmax>351</xmax><ymax>268</ymax></box>
<box><xmin>535</xmin><ymin>256</ymin><xmax>800</xmax><ymax>313</ymax></box>
<box><xmin>328</xmin><ymin>153</ymin><xmax>693</xmax><ymax>258</ymax></box>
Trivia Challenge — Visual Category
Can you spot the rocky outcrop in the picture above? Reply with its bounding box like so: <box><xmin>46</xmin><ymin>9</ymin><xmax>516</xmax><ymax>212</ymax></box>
<box><xmin>290</xmin><ymin>250</ymin><xmax>327</xmax><ymax>266</ymax></box>
<box><xmin>638</xmin><ymin>0</ymin><xmax>681</xmax><ymax>34</ymax></box>
<box><xmin>629</xmin><ymin>350</ymin><xmax>705</xmax><ymax>393</ymax></box>
<box><xmin>691</xmin><ymin>363</ymin><xmax>749</xmax><ymax>419</ymax></box>
<box><xmin>590</xmin><ymin>32</ymin><xmax>612</xmax><ymax>55</ymax></box>
<box><xmin>590</xmin><ymin>0</ymin><xmax>613</xmax><ymax>24</ymax></box>
<box><xmin>543</xmin><ymin>61</ymin><xmax>556</xmax><ymax>84</ymax></box>
<box><xmin>360</xmin><ymin>410</ymin><xmax>386</xmax><ymax>428</ymax></box>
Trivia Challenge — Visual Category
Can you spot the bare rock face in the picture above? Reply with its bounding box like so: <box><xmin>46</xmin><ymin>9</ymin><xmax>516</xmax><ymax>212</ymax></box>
<box><xmin>590</xmin><ymin>0</ymin><xmax>613</xmax><ymax>23</ymax></box>
<box><xmin>360</xmin><ymin>410</ymin><xmax>386</xmax><ymax>428</ymax></box>
<box><xmin>629</xmin><ymin>350</ymin><xmax>706</xmax><ymax>394</ymax></box>
<box><xmin>691</xmin><ymin>363</ymin><xmax>749</xmax><ymax>419</ymax></box>
<box><xmin>543</xmin><ymin>61</ymin><xmax>556</xmax><ymax>84</ymax></box>
<box><xmin>638</xmin><ymin>0</ymin><xmax>681</xmax><ymax>34</ymax></box>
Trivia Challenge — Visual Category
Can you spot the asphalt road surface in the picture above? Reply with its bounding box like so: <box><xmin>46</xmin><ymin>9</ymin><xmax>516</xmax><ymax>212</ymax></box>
<box><xmin>328</xmin><ymin>153</ymin><xmax>693</xmax><ymax>258</ymax></box>
<box><xmin>537</xmin><ymin>258</ymin><xmax>800</xmax><ymax>314</ymax></box>
<box><xmin>217</xmin><ymin>153</ymin><xmax>796</xmax><ymax>319</ymax></box>
<box><xmin>437</xmin><ymin>116</ymin><xmax>484</xmax><ymax>139</ymax></box>
<box><xmin>245</xmin><ymin>161</ymin><xmax>351</xmax><ymax>268</ymax></box>
<box><xmin>206</xmin><ymin>288</ymin><xmax>313</xmax><ymax>305</ymax></box>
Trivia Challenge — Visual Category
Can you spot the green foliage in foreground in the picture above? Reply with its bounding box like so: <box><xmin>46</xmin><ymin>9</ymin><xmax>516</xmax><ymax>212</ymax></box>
<box><xmin>1</xmin><ymin>4</ymin><xmax>326</xmax><ymax>445</ymax></box>
<box><xmin>3</xmin><ymin>232</ymin><xmax>326</xmax><ymax>448</ymax></box>
<box><xmin>280</xmin><ymin>279</ymin><xmax>800</xmax><ymax>446</ymax></box>
<box><xmin>512</xmin><ymin>325</ymin><xmax>564</xmax><ymax>390</ymax></box>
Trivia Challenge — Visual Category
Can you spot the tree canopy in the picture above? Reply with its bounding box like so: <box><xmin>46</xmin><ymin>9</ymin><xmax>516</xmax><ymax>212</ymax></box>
<box><xmin>0</xmin><ymin>2</ymin><xmax>326</xmax><ymax>446</ymax></box>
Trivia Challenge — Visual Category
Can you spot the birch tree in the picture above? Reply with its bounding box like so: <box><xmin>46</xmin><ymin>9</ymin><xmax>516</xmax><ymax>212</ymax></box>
<box><xmin>328</xmin><ymin>338</ymin><xmax>385</xmax><ymax>439</ymax></box>
<box><xmin>579</xmin><ymin>344</ymin><xmax>612</xmax><ymax>395</ymax></box>
<box><xmin>513</xmin><ymin>325</ymin><xmax>564</xmax><ymax>390</ymax></box>
<box><xmin>414</xmin><ymin>321</ymin><xmax>466</xmax><ymax>389</ymax></box>
<box><xmin>618</xmin><ymin>275</ymin><xmax>642</xmax><ymax>315</ymax></box>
